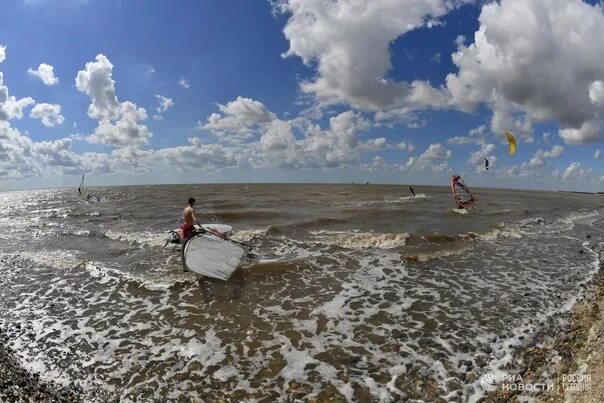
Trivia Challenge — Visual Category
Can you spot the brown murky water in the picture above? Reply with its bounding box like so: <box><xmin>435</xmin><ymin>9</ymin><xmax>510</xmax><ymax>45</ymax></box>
<box><xmin>0</xmin><ymin>184</ymin><xmax>602</xmax><ymax>401</ymax></box>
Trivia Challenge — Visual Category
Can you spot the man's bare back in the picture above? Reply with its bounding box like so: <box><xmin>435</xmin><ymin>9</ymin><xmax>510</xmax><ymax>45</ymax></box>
<box><xmin>183</xmin><ymin>205</ymin><xmax>197</xmax><ymax>225</ymax></box>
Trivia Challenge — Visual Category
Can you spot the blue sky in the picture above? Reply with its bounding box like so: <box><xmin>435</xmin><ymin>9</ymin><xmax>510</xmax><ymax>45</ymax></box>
<box><xmin>1</xmin><ymin>0</ymin><xmax>604</xmax><ymax>191</ymax></box>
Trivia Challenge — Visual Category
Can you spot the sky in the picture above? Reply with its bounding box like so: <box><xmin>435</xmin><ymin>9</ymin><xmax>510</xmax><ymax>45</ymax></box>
<box><xmin>1</xmin><ymin>0</ymin><xmax>604</xmax><ymax>191</ymax></box>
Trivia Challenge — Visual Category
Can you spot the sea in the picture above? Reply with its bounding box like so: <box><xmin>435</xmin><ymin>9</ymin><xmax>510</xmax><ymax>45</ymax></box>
<box><xmin>0</xmin><ymin>183</ymin><xmax>602</xmax><ymax>402</ymax></box>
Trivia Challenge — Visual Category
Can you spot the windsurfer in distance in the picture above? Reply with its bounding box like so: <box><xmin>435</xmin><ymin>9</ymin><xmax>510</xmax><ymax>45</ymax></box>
<box><xmin>181</xmin><ymin>197</ymin><xmax>198</xmax><ymax>240</ymax></box>
<box><xmin>409</xmin><ymin>185</ymin><xmax>416</xmax><ymax>197</ymax></box>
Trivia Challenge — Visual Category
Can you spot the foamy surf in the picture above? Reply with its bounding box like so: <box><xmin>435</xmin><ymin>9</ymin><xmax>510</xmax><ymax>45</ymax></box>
<box><xmin>310</xmin><ymin>230</ymin><xmax>409</xmax><ymax>249</ymax></box>
<box><xmin>0</xmin><ymin>184</ymin><xmax>602</xmax><ymax>401</ymax></box>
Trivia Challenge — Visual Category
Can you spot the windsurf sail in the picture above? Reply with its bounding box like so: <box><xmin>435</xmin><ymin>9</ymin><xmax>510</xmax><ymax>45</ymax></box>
<box><xmin>78</xmin><ymin>174</ymin><xmax>84</xmax><ymax>196</ymax></box>
<box><xmin>182</xmin><ymin>233</ymin><xmax>245</xmax><ymax>280</ymax></box>
<box><xmin>505</xmin><ymin>131</ymin><xmax>516</xmax><ymax>155</ymax></box>
<box><xmin>484</xmin><ymin>158</ymin><xmax>489</xmax><ymax>170</ymax></box>
<box><xmin>451</xmin><ymin>175</ymin><xmax>475</xmax><ymax>209</ymax></box>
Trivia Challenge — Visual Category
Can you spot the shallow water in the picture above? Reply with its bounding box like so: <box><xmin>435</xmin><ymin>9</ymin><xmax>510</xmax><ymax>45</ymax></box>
<box><xmin>0</xmin><ymin>184</ymin><xmax>602</xmax><ymax>401</ymax></box>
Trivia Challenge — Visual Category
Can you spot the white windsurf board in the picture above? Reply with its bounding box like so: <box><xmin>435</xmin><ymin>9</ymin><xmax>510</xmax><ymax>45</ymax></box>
<box><xmin>182</xmin><ymin>234</ymin><xmax>245</xmax><ymax>280</ymax></box>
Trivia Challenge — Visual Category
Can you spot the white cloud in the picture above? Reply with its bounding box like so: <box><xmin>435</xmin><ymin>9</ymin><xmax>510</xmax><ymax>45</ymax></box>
<box><xmin>260</xmin><ymin>119</ymin><xmax>296</xmax><ymax>152</ymax></box>
<box><xmin>153</xmin><ymin>95</ymin><xmax>174</xmax><ymax>120</ymax></box>
<box><xmin>454</xmin><ymin>35</ymin><xmax>466</xmax><ymax>47</ymax></box>
<box><xmin>30</xmin><ymin>103</ymin><xmax>65</xmax><ymax>127</ymax></box>
<box><xmin>595</xmin><ymin>149</ymin><xmax>602</xmax><ymax>160</ymax></box>
<box><xmin>559</xmin><ymin>121</ymin><xmax>600</xmax><ymax>145</ymax></box>
<box><xmin>0</xmin><ymin>72</ymin><xmax>35</xmax><ymax>121</ymax></box>
<box><xmin>277</xmin><ymin>0</ymin><xmax>455</xmax><ymax>110</ymax></box>
<box><xmin>156</xmin><ymin>95</ymin><xmax>174</xmax><ymax>113</ymax></box>
<box><xmin>0</xmin><ymin>45</ymin><xmax>5</xmax><ymax>63</ymax></box>
<box><xmin>444</xmin><ymin>0</ymin><xmax>604</xmax><ymax>144</ymax></box>
<box><xmin>301</xmin><ymin>110</ymin><xmax>370</xmax><ymax>167</ymax></box>
<box><xmin>87</xmin><ymin>102</ymin><xmax>150</xmax><ymax>147</ymax></box>
<box><xmin>28</xmin><ymin>63</ymin><xmax>59</xmax><ymax>86</ymax></box>
<box><xmin>560</xmin><ymin>162</ymin><xmax>593</xmax><ymax>181</ymax></box>
<box><xmin>76</xmin><ymin>54</ymin><xmax>151</xmax><ymax>146</ymax></box>
<box><xmin>179</xmin><ymin>77</ymin><xmax>190</xmax><ymax>89</ymax></box>
<box><xmin>447</xmin><ymin>125</ymin><xmax>487</xmax><ymax>146</ymax></box>
<box><xmin>528</xmin><ymin>145</ymin><xmax>564</xmax><ymax>168</ymax></box>
<box><xmin>360</xmin><ymin>137</ymin><xmax>388</xmax><ymax>152</ymax></box>
<box><xmin>201</xmin><ymin>96</ymin><xmax>276</xmax><ymax>141</ymax></box>
<box><xmin>405</xmin><ymin>143</ymin><xmax>452</xmax><ymax>172</ymax></box>
<box><xmin>156</xmin><ymin>137</ymin><xmax>242</xmax><ymax>170</ymax></box>
<box><xmin>75</xmin><ymin>54</ymin><xmax>120</xmax><ymax>121</ymax></box>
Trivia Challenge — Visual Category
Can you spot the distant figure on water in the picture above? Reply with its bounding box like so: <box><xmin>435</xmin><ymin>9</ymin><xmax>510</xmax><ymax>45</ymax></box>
<box><xmin>409</xmin><ymin>186</ymin><xmax>416</xmax><ymax>197</ymax></box>
<box><xmin>78</xmin><ymin>187</ymin><xmax>81</xmax><ymax>196</ymax></box>
<box><xmin>181</xmin><ymin>198</ymin><xmax>198</xmax><ymax>240</ymax></box>
<box><xmin>484</xmin><ymin>158</ymin><xmax>489</xmax><ymax>170</ymax></box>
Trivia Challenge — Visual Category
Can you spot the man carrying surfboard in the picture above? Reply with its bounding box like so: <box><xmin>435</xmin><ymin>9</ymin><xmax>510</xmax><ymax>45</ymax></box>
<box><xmin>181</xmin><ymin>198</ymin><xmax>199</xmax><ymax>240</ymax></box>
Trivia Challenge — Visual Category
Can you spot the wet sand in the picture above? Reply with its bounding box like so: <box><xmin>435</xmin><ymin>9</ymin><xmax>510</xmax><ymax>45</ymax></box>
<box><xmin>486</xmin><ymin>244</ymin><xmax>604</xmax><ymax>402</ymax></box>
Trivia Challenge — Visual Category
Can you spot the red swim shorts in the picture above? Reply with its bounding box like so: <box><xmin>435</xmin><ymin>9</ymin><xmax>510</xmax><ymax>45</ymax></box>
<box><xmin>180</xmin><ymin>224</ymin><xmax>195</xmax><ymax>240</ymax></box>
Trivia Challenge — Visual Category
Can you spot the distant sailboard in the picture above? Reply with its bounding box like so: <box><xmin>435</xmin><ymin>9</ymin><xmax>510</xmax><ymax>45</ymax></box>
<box><xmin>182</xmin><ymin>232</ymin><xmax>246</xmax><ymax>280</ymax></box>
<box><xmin>451</xmin><ymin>175</ymin><xmax>475</xmax><ymax>209</ymax></box>
<box><xmin>78</xmin><ymin>174</ymin><xmax>85</xmax><ymax>196</ymax></box>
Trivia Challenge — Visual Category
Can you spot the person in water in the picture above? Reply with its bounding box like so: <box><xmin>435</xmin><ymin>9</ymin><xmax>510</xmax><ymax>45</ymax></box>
<box><xmin>181</xmin><ymin>197</ymin><xmax>198</xmax><ymax>240</ymax></box>
<box><xmin>78</xmin><ymin>187</ymin><xmax>82</xmax><ymax>196</ymax></box>
<box><xmin>409</xmin><ymin>186</ymin><xmax>416</xmax><ymax>197</ymax></box>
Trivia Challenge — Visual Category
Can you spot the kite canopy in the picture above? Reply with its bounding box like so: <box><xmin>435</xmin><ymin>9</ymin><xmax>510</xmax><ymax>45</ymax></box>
<box><xmin>505</xmin><ymin>132</ymin><xmax>516</xmax><ymax>155</ymax></box>
<box><xmin>451</xmin><ymin>175</ymin><xmax>475</xmax><ymax>209</ymax></box>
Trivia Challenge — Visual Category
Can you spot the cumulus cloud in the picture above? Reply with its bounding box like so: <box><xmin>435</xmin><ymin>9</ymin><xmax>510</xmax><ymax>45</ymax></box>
<box><xmin>87</xmin><ymin>102</ymin><xmax>150</xmax><ymax>147</ymax></box>
<box><xmin>405</xmin><ymin>143</ymin><xmax>452</xmax><ymax>172</ymax></box>
<box><xmin>28</xmin><ymin>63</ymin><xmax>59</xmax><ymax>85</ymax></box>
<box><xmin>528</xmin><ymin>145</ymin><xmax>564</xmax><ymax>168</ymax></box>
<box><xmin>559</xmin><ymin>121</ymin><xmax>600</xmax><ymax>145</ymax></box>
<box><xmin>445</xmin><ymin>0</ymin><xmax>604</xmax><ymax>144</ymax></box>
<box><xmin>595</xmin><ymin>149</ymin><xmax>602</xmax><ymax>160</ymax></box>
<box><xmin>179</xmin><ymin>77</ymin><xmax>190</xmax><ymax>89</ymax></box>
<box><xmin>76</xmin><ymin>54</ymin><xmax>151</xmax><ymax>146</ymax></box>
<box><xmin>30</xmin><ymin>103</ymin><xmax>65</xmax><ymax>127</ymax></box>
<box><xmin>300</xmin><ymin>110</ymin><xmax>370</xmax><ymax>167</ymax></box>
<box><xmin>0</xmin><ymin>72</ymin><xmax>35</xmax><ymax>121</ymax></box>
<box><xmin>558</xmin><ymin>162</ymin><xmax>593</xmax><ymax>181</ymax></box>
<box><xmin>276</xmin><ymin>0</ymin><xmax>455</xmax><ymax>111</ymax></box>
<box><xmin>0</xmin><ymin>45</ymin><xmax>5</xmax><ymax>63</ymax></box>
<box><xmin>155</xmin><ymin>137</ymin><xmax>242</xmax><ymax>170</ymax></box>
<box><xmin>201</xmin><ymin>96</ymin><xmax>276</xmax><ymax>141</ymax></box>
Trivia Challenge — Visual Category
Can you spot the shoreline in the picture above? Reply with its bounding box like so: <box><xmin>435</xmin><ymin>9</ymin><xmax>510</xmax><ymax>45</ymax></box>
<box><xmin>486</xmin><ymin>254</ymin><xmax>604</xmax><ymax>402</ymax></box>
<box><xmin>0</xmin><ymin>320</ymin><xmax>82</xmax><ymax>402</ymax></box>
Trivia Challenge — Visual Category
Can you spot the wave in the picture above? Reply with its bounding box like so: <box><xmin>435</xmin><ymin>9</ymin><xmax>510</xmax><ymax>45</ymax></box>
<box><xmin>404</xmin><ymin>245</ymin><xmax>474</xmax><ymax>263</ymax></box>
<box><xmin>309</xmin><ymin>230</ymin><xmax>409</xmax><ymax>249</ymax></box>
